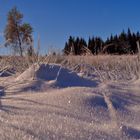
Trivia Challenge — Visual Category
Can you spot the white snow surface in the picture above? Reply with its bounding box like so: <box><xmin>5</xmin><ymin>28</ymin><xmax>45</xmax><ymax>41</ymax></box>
<box><xmin>0</xmin><ymin>64</ymin><xmax>140</xmax><ymax>140</ymax></box>
<box><xmin>16</xmin><ymin>64</ymin><xmax>98</xmax><ymax>88</ymax></box>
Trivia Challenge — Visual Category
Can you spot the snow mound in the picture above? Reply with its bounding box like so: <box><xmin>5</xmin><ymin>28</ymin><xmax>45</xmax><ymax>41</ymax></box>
<box><xmin>16</xmin><ymin>64</ymin><xmax>60</xmax><ymax>81</ymax></box>
<box><xmin>16</xmin><ymin>64</ymin><xmax>98</xmax><ymax>88</ymax></box>
<box><xmin>54</xmin><ymin>66</ymin><xmax>98</xmax><ymax>87</ymax></box>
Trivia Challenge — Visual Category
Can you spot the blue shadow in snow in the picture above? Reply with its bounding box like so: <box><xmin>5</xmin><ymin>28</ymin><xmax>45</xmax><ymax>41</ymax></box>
<box><xmin>86</xmin><ymin>96</ymin><xmax>108</xmax><ymax>108</ymax></box>
<box><xmin>0</xmin><ymin>86</ymin><xmax>5</xmax><ymax>96</ymax></box>
<box><xmin>122</xmin><ymin>126</ymin><xmax>140</xmax><ymax>139</ymax></box>
<box><xmin>54</xmin><ymin>68</ymin><xmax>99</xmax><ymax>88</ymax></box>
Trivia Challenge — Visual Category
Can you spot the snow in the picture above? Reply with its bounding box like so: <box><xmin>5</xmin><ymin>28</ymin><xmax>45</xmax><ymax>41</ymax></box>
<box><xmin>0</xmin><ymin>63</ymin><xmax>140</xmax><ymax>140</ymax></box>
<box><xmin>0</xmin><ymin>68</ymin><xmax>15</xmax><ymax>77</ymax></box>
<box><xmin>16</xmin><ymin>64</ymin><xmax>99</xmax><ymax>88</ymax></box>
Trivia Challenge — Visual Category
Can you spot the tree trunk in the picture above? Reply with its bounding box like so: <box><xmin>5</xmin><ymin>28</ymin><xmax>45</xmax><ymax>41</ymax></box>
<box><xmin>19</xmin><ymin>41</ymin><xmax>23</xmax><ymax>57</ymax></box>
<box><xmin>15</xmin><ymin>23</ymin><xmax>23</xmax><ymax>57</ymax></box>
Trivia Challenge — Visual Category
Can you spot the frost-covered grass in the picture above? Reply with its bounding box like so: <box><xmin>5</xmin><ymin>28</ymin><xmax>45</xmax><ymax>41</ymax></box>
<box><xmin>55</xmin><ymin>55</ymin><xmax>140</xmax><ymax>81</ymax></box>
<box><xmin>0</xmin><ymin>54</ymin><xmax>140</xmax><ymax>81</ymax></box>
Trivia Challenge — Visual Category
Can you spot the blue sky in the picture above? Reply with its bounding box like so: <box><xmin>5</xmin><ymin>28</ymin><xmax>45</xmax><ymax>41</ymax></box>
<box><xmin>0</xmin><ymin>0</ymin><xmax>140</xmax><ymax>54</ymax></box>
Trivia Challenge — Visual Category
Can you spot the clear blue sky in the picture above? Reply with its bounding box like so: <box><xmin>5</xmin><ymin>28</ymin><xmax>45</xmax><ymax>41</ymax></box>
<box><xmin>0</xmin><ymin>0</ymin><xmax>140</xmax><ymax>54</ymax></box>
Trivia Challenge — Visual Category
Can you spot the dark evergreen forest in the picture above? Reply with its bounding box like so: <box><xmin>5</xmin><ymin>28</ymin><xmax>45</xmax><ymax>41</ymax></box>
<box><xmin>63</xmin><ymin>28</ymin><xmax>140</xmax><ymax>55</ymax></box>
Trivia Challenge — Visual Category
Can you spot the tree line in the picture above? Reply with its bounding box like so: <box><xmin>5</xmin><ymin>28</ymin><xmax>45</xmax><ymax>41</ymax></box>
<box><xmin>64</xmin><ymin>29</ymin><xmax>140</xmax><ymax>55</ymax></box>
<box><xmin>2</xmin><ymin>7</ymin><xmax>140</xmax><ymax>56</ymax></box>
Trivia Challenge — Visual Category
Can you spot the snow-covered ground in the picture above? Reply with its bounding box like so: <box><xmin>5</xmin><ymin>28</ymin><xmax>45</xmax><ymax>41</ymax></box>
<box><xmin>0</xmin><ymin>64</ymin><xmax>140</xmax><ymax>140</ymax></box>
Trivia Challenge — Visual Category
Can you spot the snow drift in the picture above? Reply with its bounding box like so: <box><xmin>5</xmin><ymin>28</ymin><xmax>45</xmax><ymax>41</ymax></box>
<box><xmin>16</xmin><ymin>64</ymin><xmax>98</xmax><ymax>88</ymax></box>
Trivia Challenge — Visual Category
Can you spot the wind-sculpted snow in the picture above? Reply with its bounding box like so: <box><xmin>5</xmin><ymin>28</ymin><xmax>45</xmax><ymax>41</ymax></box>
<box><xmin>16</xmin><ymin>64</ymin><xmax>99</xmax><ymax>90</ymax></box>
<box><xmin>0</xmin><ymin>63</ymin><xmax>140</xmax><ymax>140</ymax></box>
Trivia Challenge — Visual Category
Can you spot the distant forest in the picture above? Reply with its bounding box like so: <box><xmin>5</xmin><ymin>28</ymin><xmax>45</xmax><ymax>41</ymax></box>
<box><xmin>63</xmin><ymin>28</ymin><xmax>140</xmax><ymax>55</ymax></box>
